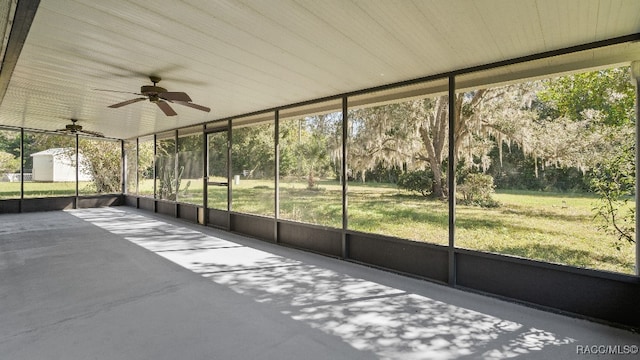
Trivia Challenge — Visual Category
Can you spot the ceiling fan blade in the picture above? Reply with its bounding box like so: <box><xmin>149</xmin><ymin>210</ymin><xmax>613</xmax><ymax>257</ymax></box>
<box><xmin>80</xmin><ymin>130</ymin><xmax>105</xmax><ymax>138</ymax></box>
<box><xmin>173</xmin><ymin>101</ymin><xmax>211</xmax><ymax>112</ymax></box>
<box><xmin>94</xmin><ymin>89</ymin><xmax>143</xmax><ymax>96</ymax></box>
<box><xmin>156</xmin><ymin>101</ymin><xmax>177</xmax><ymax>116</ymax></box>
<box><xmin>109</xmin><ymin>97</ymin><xmax>146</xmax><ymax>108</ymax></box>
<box><xmin>160</xmin><ymin>91</ymin><xmax>191</xmax><ymax>102</ymax></box>
<box><xmin>159</xmin><ymin>77</ymin><xmax>207</xmax><ymax>86</ymax></box>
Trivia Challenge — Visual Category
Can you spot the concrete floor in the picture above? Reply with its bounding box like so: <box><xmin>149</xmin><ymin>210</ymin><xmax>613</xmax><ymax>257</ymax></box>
<box><xmin>1</xmin><ymin>207</ymin><xmax>638</xmax><ymax>359</ymax></box>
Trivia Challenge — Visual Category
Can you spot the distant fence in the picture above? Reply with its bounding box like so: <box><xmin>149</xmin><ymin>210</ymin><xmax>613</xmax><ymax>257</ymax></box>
<box><xmin>1</xmin><ymin>173</ymin><xmax>32</xmax><ymax>182</ymax></box>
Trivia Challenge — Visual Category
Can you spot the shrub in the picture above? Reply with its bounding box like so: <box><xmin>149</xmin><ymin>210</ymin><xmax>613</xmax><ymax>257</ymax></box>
<box><xmin>589</xmin><ymin>142</ymin><xmax>635</xmax><ymax>246</ymax></box>
<box><xmin>458</xmin><ymin>173</ymin><xmax>499</xmax><ymax>207</ymax></box>
<box><xmin>0</xmin><ymin>151</ymin><xmax>19</xmax><ymax>173</ymax></box>
<box><xmin>398</xmin><ymin>170</ymin><xmax>434</xmax><ymax>197</ymax></box>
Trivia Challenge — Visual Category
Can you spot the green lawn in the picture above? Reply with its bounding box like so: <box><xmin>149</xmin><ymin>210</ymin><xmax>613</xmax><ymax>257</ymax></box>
<box><xmin>2</xmin><ymin>179</ymin><xmax>634</xmax><ymax>274</ymax></box>
<box><xmin>212</xmin><ymin>179</ymin><xmax>635</xmax><ymax>274</ymax></box>
<box><xmin>348</xmin><ymin>184</ymin><xmax>634</xmax><ymax>274</ymax></box>
<box><xmin>459</xmin><ymin>191</ymin><xmax>634</xmax><ymax>274</ymax></box>
<box><xmin>0</xmin><ymin>181</ymin><xmax>97</xmax><ymax>198</ymax></box>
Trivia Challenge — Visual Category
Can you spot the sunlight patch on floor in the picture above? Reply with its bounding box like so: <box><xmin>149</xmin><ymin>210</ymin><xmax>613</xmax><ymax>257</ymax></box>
<box><xmin>69</xmin><ymin>207</ymin><xmax>576</xmax><ymax>359</ymax></box>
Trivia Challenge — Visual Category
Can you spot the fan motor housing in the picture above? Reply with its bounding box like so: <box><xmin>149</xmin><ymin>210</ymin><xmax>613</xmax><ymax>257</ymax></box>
<box><xmin>140</xmin><ymin>85</ymin><xmax>166</xmax><ymax>95</ymax></box>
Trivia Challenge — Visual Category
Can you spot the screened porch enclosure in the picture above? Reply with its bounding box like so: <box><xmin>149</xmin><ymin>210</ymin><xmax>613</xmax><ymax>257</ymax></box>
<box><xmin>1</xmin><ymin>0</ymin><xmax>639</xmax><ymax>331</ymax></box>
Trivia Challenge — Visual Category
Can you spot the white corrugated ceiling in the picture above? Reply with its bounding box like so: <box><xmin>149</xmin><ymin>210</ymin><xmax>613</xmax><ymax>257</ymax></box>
<box><xmin>0</xmin><ymin>0</ymin><xmax>639</xmax><ymax>139</ymax></box>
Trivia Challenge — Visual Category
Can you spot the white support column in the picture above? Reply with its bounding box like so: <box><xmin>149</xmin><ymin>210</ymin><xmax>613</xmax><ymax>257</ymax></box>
<box><xmin>631</xmin><ymin>61</ymin><xmax>640</xmax><ymax>276</ymax></box>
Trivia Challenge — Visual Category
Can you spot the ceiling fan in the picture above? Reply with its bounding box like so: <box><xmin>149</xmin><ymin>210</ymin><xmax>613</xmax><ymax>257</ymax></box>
<box><xmin>96</xmin><ymin>76</ymin><xmax>211</xmax><ymax>116</ymax></box>
<box><xmin>55</xmin><ymin>119</ymin><xmax>104</xmax><ymax>137</ymax></box>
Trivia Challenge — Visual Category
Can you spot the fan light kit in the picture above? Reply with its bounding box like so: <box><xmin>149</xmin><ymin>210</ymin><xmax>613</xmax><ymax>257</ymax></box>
<box><xmin>96</xmin><ymin>76</ymin><xmax>210</xmax><ymax>116</ymax></box>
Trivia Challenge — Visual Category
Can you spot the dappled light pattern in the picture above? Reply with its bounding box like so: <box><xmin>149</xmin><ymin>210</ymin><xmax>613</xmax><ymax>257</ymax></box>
<box><xmin>482</xmin><ymin>328</ymin><xmax>574</xmax><ymax>359</ymax></box>
<box><xmin>70</xmin><ymin>209</ymin><xmax>238</xmax><ymax>253</ymax></box>
<box><xmin>205</xmin><ymin>263</ymin><xmax>403</xmax><ymax>307</ymax></box>
<box><xmin>293</xmin><ymin>296</ymin><xmax>572</xmax><ymax>359</ymax></box>
<box><xmin>70</xmin><ymin>208</ymin><xmax>575</xmax><ymax>359</ymax></box>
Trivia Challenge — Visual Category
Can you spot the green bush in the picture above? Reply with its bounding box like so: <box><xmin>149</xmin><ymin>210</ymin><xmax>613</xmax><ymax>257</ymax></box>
<box><xmin>0</xmin><ymin>151</ymin><xmax>19</xmax><ymax>173</ymax></box>
<box><xmin>589</xmin><ymin>142</ymin><xmax>635</xmax><ymax>246</ymax></box>
<box><xmin>458</xmin><ymin>173</ymin><xmax>499</xmax><ymax>207</ymax></box>
<box><xmin>397</xmin><ymin>170</ymin><xmax>434</xmax><ymax>197</ymax></box>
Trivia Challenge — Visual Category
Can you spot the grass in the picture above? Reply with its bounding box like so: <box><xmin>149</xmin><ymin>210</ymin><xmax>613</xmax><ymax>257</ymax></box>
<box><xmin>458</xmin><ymin>192</ymin><xmax>634</xmax><ymax>273</ymax></box>
<box><xmin>0</xmin><ymin>181</ymin><xmax>101</xmax><ymax>198</ymax></box>
<box><xmin>348</xmin><ymin>184</ymin><xmax>634</xmax><ymax>274</ymax></box>
<box><xmin>1</xmin><ymin>178</ymin><xmax>634</xmax><ymax>274</ymax></box>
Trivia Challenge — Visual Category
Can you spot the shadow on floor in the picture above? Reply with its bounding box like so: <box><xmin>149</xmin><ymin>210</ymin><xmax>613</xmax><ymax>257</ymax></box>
<box><xmin>70</xmin><ymin>207</ymin><xmax>636</xmax><ymax>360</ymax></box>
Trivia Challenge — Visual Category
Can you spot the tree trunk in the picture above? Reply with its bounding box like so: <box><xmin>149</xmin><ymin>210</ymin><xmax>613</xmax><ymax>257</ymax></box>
<box><xmin>418</xmin><ymin>96</ymin><xmax>449</xmax><ymax>199</ymax></box>
<box><xmin>432</xmin><ymin>170</ymin><xmax>445</xmax><ymax>199</ymax></box>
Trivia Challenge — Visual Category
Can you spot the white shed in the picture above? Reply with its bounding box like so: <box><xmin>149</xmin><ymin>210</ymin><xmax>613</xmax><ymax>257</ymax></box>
<box><xmin>30</xmin><ymin>148</ymin><xmax>92</xmax><ymax>182</ymax></box>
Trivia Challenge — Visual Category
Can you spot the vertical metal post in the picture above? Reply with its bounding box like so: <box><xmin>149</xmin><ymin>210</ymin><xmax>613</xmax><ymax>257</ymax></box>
<box><xmin>448</xmin><ymin>75</ymin><xmax>456</xmax><ymax>286</ymax></box>
<box><xmin>75</xmin><ymin>133</ymin><xmax>79</xmax><ymax>208</ymax></box>
<box><xmin>135</xmin><ymin>137</ymin><xmax>139</xmax><ymax>196</ymax></box>
<box><xmin>632</xmin><ymin>61</ymin><xmax>640</xmax><ymax>276</ymax></box>
<box><xmin>135</xmin><ymin>137</ymin><xmax>140</xmax><ymax>208</ymax></box>
<box><xmin>636</xmin><ymin>78</ymin><xmax>640</xmax><ymax>276</ymax></box>
<box><xmin>153</xmin><ymin>134</ymin><xmax>157</xmax><ymax>212</ymax></box>
<box><xmin>227</xmin><ymin>119</ymin><xmax>232</xmax><ymax>230</ymax></box>
<box><xmin>274</xmin><ymin>110</ymin><xmax>280</xmax><ymax>243</ymax></box>
<box><xmin>174</xmin><ymin>129</ymin><xmax>179</xmax><ymax>217</ymax></box>
<box><xmin>19</xmin><ymin>128</ymin><xmax>24</xmax><ymax>212</ymax></box>
<box><xmin>341</xmin><ymin>97</ymin><xmax>349</xmax><ymax>259</ymax></box>
<box><xmin>202</xmin><ymin>125</ymin><xmax>208</xmax><ymax>226</ymax></box>
<box><xmin>120</xmin><ymin>139</ymin><xmax>125</xmax><ymax>195</ymax></box>
<box><xmin>635</xmin><ymin>77</ymin><xmax>640</xmax><ymax>276</ymax></box>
